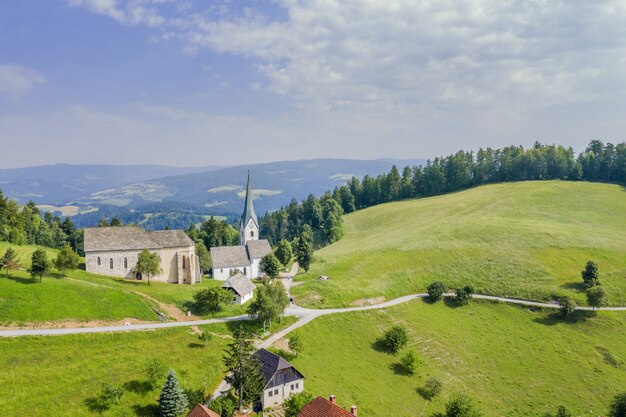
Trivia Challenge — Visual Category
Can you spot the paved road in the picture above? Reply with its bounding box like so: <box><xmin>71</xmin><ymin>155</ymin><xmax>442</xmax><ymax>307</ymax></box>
<box><xmin>1</xmin><ymin>293</ymin><xmax>624</xmax><ymax>338</ymax></box>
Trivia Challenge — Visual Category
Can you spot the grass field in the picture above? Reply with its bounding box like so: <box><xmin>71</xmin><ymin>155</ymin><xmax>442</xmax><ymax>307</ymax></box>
<box><xmin>292</xmin><ymin>181</ymin><xmax>626</xmax><ymax>307</ymax></box>
<box><xmin>290</xmin><ymin>300</ymin><xmax>626</xmax><ymax>417</ymax></box>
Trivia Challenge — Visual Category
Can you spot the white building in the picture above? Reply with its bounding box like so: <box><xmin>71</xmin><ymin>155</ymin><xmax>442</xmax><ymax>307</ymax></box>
<box><xmin>210</xmin><ymin>172</ymin><xmax>272</xmax><ymax>280</ymax></box>
<box><xmin>84</xmin><ymin>226</ymin><xmax>200</xmax><ymax>284</ymax></box>
<box><xmin>253</xmin><ymin>348</ymin><xmax>305</xmax><ymax>409</ymax></box>
<box><xmin>221</xmin><ymin>272</ymin><xmax>256</xmax><ymax>305</ymax></box>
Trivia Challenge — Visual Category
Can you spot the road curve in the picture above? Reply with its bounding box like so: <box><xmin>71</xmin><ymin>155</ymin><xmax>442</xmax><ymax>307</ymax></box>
<box><xmin>1</xmin><ymin>293</ymin><xmax>624</xmax><ymax>338</ymax></box>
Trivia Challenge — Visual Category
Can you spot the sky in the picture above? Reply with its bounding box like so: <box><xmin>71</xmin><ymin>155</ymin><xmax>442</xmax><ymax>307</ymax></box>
<box><xmin>1</xmin><ymin>0</ymin><xmax>625</xmax><ymax>168</ymax></box>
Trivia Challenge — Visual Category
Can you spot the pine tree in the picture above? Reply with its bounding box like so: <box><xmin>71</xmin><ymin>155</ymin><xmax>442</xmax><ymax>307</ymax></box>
<box><xmin>223</xmin><ymin>326</ymin><xmax>265</xmax><ymax>410</ymax></box>
<box><xmin>158</xmin><ymin>370</ymin><xmax>189</xmax><ymax>417</ymax></box>
<box><xmin>0</xmin><ymin>247</ymin><xmax>19</xmax><ymax>277</ymax></box>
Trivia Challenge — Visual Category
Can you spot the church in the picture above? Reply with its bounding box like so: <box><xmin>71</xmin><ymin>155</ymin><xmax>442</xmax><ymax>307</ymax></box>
<box><xmin>210</xmin><ymin>173</ymin><xmax>272</xmax><ymax>280</ymax></box>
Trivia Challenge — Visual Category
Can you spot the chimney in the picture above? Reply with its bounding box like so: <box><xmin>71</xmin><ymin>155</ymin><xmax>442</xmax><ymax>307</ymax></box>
<box><xmin>350</xmin><ymin>406</ymin><xmax>357</xmax><ymax>416</ymax></box>
<box><xmin>329</xmin><ymin>395</ymin><xmax>336</xmax><ymax>404</ymax></box>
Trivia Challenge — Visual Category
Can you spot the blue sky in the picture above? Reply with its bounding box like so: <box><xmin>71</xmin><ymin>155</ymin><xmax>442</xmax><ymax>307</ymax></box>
<box><xmin>1</xmin><ymin>1</ymin><xmax>626</xmax><ymax>168</ymax></box>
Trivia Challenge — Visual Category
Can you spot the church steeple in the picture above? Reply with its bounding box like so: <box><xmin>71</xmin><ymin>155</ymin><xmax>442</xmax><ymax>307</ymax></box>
<box><xmin>240</xmin><ymin>171</ymin><xmax>259</xmax><ymax>245</ymax></box>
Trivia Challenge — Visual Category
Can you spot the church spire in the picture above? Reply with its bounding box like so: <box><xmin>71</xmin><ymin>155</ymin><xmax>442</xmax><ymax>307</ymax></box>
<box><xmin>241</xmin><ymin>170</ymin><xmax>258</xmax><ymax>230</ymax></box>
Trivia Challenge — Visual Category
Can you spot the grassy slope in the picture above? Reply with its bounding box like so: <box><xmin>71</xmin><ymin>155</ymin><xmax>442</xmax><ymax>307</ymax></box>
<box><xmin>292</xmin><ymin>181</ymin><xmax>626</xmax><ymax>307</ymax></box>
<box><xmin>291</xmin><ymin>300</ymin><xmax>626</xmax><ymax>417</ymax></box>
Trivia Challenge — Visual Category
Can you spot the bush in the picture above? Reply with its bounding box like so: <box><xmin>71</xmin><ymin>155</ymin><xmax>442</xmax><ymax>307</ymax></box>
<box><xmin>423</xmin><ymin>377</ymin><xmax>443</xmax><ymax>399</ymax></box>
<box><xmin>559</xmin><ymin>297</ymin><xmax>577</xmax><ymax>318</ymax></box>
<box><xmin>380</xmin><ymin>326</ymin><xmax>409</xmax><ymax>354</ymax></box>
<box><xmin>543</xmin><ymin>405</ymin><xmax>572</xmax><ymax>417</ymax></box>
<box><xmin>198</xmin><ymin>331</ymin><xmax>213</xmax><ymax>346</ymax></box>
<box><xmin>210</xmin><ymin>396</ymin><xmax>236</xmax><ymax>417</ymax></box>
<box><xmin>445</xmin><ymin>392</ymin><xmax>483</xmax><ymax>417</ymax></box>
<box><xmin>609</xmin><ymin>392</ymin><xmax>626</xmax><ymax>417</ymax></box>
<box><xmin>455</xmin><ymin>285</ymin><xmax>474</xmax><ymax>306</ymax></box>
<box><xmin>99</xmin><ymin>383</ymin><xmax>124</xmax><ymax>408</ymax></box>
<box><xmin>284</xmin><ymin>391</ymin><xmax>314</xmax><ymax>417</ymax></box>
<box><xmin>146</xmin><ymin>358</ymin><xmax>168</xmax><ymax>389</ymax></box>
<box><xmin>193</xmin><ymin>287</ymin><xmax>232</xmax><ymax>314</ymax></box>
<box><xmin>288</xmin><ymin>333</ymin><xmax>304</xmax><ymax>356</ymax></box>
<box><xmin>427</xmin><ymin>281</ymin><xmax>447</xmax><ymax>302</ymax></box>
<box><xmin>400</xmin><ymin>350</ymin><xmax>422</xmax><ymax>375</ymax></box>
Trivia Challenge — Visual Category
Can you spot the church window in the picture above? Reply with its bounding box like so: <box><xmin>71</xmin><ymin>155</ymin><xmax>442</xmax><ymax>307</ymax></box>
<box><xmin>244</xmin><ymin>267</ymin><xmax>247</xmax><ymax>275</ymax></box>
<box><xmin>251</xmin><ymin>230</ymin><xmax>254</xmax><ymax>237</ymax></box>
<box><xmin>124</xmin><ymin>258</ymin><xmax>128</xmax><ymax>269</ymax></box>
<box><xmin>182</xmin><ymin>256</ymin><xmax>186</xmax><ymax>270</ymax></box>
<box><xmin>110</xmin><ymin>259</ymin><xmax>113</xmax><ymax>269</ymax></box>
<box><xmin>97</xmin><ymin>257</ymin><xmax>101</xmax><ymax>266</ymax></box>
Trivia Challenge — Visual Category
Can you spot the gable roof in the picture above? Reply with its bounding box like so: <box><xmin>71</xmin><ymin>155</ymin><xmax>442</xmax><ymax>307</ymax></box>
<box><xmin>253</xmin><ymin>348</ymin><xmax>305</xmax><ymax>389</ymax></box>
<box><xmin>241</xmin><ymin>171</ymin><xmax>259</xmax><ymax>229</ymax></box>
<box><xmin>222</xmin><ymin>273</ymin><xmax>256</xmax><ymax>296</ymax></box>
<box><xmin>210</xmin><ymin>245</ymin><xmax>250</xmax><ymax>268</ymax></box>
<box><xmin>84</xmin><ymin>226</ymin><xmax>159</xmax><ymax>252</ymax></box>
<box><xmin>246</xmin><ymin>239</ymin><xmax>272</xmax><ymax>260</ymax></box>
<box><xmin>84</xmin><ymin>226</ymin><xmax>194</xmax><ymax>253</ymax></box>
<box><xmin>298</xmin><ymin>397</ymin><xmax>356</xmax><ymax>417</ymax></box>
<box><xmin>187</xmin><ymin>404</ymin><xmax>220</xmax><ymax>417</ymax></box>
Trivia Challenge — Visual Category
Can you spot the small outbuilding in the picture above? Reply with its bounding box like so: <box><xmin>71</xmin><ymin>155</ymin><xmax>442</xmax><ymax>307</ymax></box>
<box><xmin>253</xmin><ymin>348</ymin><xmax>305</xmax><ymax>409</ymax></box>
<box><xmin>221</xmin><ymin>273</ymin><xmax>256</xmax><ymax>305</ymax></box>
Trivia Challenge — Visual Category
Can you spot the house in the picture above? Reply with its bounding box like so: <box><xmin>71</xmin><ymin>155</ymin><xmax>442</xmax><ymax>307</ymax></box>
<box><xmin>222</xmin><ymin>272</ymin><xmax>256</xmax><ymax>304</ymax></box>
<box><xmin>253</xmin><ymin>348</ymin><xmax>305</xmax><ymax>409</ymax></box>
<box><xmin>210</xmin><ymin>172</ymin><xmax>272</xmax><ymax>280</ymax></box>
<box><xmin>187</xmin><ymin>404</ymin><xmax>220</xmax><ymax>417</ymax></box>
<box><xmin>84</xmin><ymin>226</ymin><xmax>200</xmax><ymax>284</ymax></box>
<box><xmin>298</xmin><ymin>395</ymin><xmax>358</xmax><ymax>417</ymax></box>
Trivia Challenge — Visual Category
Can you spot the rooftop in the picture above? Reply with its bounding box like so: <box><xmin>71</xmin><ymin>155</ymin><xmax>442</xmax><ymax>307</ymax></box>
<box><xmin>84</xmin><ymin>226</ymin><xmax>194</xmax><ymax>252</ymax></box>
<box><xmin>210</xmin><ymin>245</ymin><xmax>250</xmax><ymax>268</ymax></box>
<box><xmin>222</xmin><ymin>273</ymin><xmax>256</xmax><ymax>296</ymax></box>
<box><xmin>253</xmin><ymin>348</ymin><xmax>305</xmax><ymax>389</ymax></box>
<box><xmin>298</xmin><ymin>397</ymin><xmax>357</xmax><ymax>417</ymax></box>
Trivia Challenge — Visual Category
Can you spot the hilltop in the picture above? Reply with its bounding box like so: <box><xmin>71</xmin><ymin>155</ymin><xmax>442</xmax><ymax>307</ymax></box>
<box><xmin>291</xmin><ymin>181</ymin><xmax>626</xmax><ymax>307</ymax></box>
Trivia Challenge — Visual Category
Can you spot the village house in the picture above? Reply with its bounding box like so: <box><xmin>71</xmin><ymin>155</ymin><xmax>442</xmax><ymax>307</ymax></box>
<box><xmin>221</xmin><ymin>272</ymin><xmax>256</xmax><ymax>305</ymax></box>
<box><xmin>298</xmin><ymin>395</ymin><xmax>358</xmax><ymax>417</ymax></box>
<box><xmin>253</xmin><ymin>348</ymin><xmax>305</xmax><ymax>409</ymax></box>
<box><xmin>210</xmin><ymin>173</ymin><xmax>272</xmax><ymax>280</ymax></box>
<box><xmin>84</xmin><ymin>226</ymin><xmax>200</xmax><ymax>284</ymax></box>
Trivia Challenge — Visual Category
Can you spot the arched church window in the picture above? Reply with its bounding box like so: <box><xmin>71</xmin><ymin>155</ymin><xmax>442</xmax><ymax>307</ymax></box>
<box><xmin>97</xmin><ymin>257</ymin><xmax>101</xmax><ymax>266</ymax></box>
<box><xmin>182</xmin><ymin>256</ymin><xmax>186</xmax><ymax>270</ymax></box>
<box><xmin>124</xmin><ymin>258</ymin><xmax>128</xmax><ymax>269</ymax></box>
<box><xmin>251</xmin><ymin>230</ymin><xmax>254</xmax><ymax>237</ymax></box>
<box><xmin>110</xmin><ymin>259</ymin><xmax>113</xmax><ymax>269</ymax></box>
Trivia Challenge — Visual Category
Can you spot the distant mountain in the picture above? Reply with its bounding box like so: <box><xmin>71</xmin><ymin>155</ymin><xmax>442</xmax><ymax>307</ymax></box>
<box><xmin>0</xmin><ymin>164</ymin><xmax>224</xmax><ymax>204</ymax></box>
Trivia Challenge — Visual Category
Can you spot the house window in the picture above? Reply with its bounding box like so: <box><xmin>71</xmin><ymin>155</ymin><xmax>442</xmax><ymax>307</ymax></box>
<box><xmin>291</xmin><ymin>384</ymin><xmax>294</xmax><ymax>390</ymax></box>
<box><xmin>268</xmin><ymin>391</ymin><xmax>273</xmax><ymax>397</ymax></box>
<box><xmin>97</xmin><ymin>257</ymin><xmax>101</xmax><ymax>266</ymax></box>
<box><xmin>110</xmin><ymin>259</ymin><xmax>113</xmax><ymax>269</ymax></box>
<box><xmin>182</xmin><ymin>256</ymin><xmax>186</xmax><ymax>270</ymax></box>
<box><xmin>296</xmin><ymin>383</ymin><xmax>299</xmax><ymax>389</ymax></box>
<box><xmin>124</xmin><ymin>258</ymin><xmax>128</xmax><ymax>269</ymax></box>
<box><xmin>274</xmin><ymin>389</ymin><xmax>278</xmax><ymax>395</ymax></box>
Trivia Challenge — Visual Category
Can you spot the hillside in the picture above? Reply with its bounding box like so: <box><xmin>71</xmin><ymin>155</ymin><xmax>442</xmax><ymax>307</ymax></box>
<box><xmin>291</xmin><ymin>181</ymin><xmax>626</xmax><ymax>307</ymax></box>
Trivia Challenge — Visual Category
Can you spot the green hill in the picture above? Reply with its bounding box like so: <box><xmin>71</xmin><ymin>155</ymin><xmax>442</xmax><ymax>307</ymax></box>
<box><xmin>292</xmin><ymin>181</ymin><xmax>626</xmax><ymax>307</ymax></box>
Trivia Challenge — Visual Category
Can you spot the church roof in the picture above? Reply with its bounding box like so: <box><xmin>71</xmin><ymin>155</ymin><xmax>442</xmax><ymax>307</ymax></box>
<box><xmin>222</xmin><ymin>273</ymin><xmax>256</xmax><ymax>296</ymax></box>
<box><xmin>247</xmin><ymin>239</ymin><xmax>272</xmax><ymax>260</ymax></box>
<box><xmin>210</xmin><ymin>245</ymin><xmax>250</xmax><ymax>268</ymax></box>
<box><xmin>148</xmin><ymin>230</ymin><xmax>195</xmax><ymax>248</ymax></box>
<box><xmin>241</xmin><ymin>171</ymin><xmax>259</xmax><ymax>229</ymax></box>
<box><xmin>253</xmin><ymin>348</ymin><xmax>305</xmax><ymax>390</ymax></box>
<box><xmin>84</xmin><ymin>226</ymin><xmax>193</xmax><ymax>252</ymax></box>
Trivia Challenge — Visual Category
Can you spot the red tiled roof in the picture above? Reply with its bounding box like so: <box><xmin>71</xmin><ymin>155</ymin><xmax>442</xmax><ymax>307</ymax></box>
<box><xmin>187</xmin><ymin>404</ymin><xmax>220</xmax><ymax>417</ymax></box>
<box><xmin>298</xmin><ymin>397</ymin><xmax>356</xmax><ymax>417</ymax></box>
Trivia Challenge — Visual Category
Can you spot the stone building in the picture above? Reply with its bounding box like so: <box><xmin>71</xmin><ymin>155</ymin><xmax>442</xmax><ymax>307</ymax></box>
<box><xmin>210</xmin><ymin>172</ymin><xmax>272</xmax><ymax>280</ymax></box>
<box><xmin>84</xmin><ymin>226</ymin><xmax>200</xmax><ymax>284</ymax></box>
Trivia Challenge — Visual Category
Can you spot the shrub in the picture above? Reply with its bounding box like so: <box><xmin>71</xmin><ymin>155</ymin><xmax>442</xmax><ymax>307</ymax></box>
<box><xmin>423</xmin><ymin>377</ymin><xmax>443</xmax><ymax>399</ymax></box>
<box><xmin>284</xmin><ymin>391</ymin><xmax>314</xmax><ymax>417</ymax></box>
<box><xmin>198</xmin><ymin>331</ymin><xmax>213</xmax><ymax>346</ymax></box>
<box><xmin>99</xmin><ymin>383</ymin><xmax>124</xmax><ymax>408</ymax></box>
<box><xmin>427</xmin><ymin>281</ymin><xmax>447</xmax><ymax>302</ymax></box>
<box><xmin>400</xmin><ymin>350</ymin><xmax>422</xmax><ymax>375</ymax></box>
<box><xmin>381</xmin><ymin>326</ymin><xmax>409</xmax><ymax>354</ymax></box>
<box><xmin>559</xmin><ymin>297</ymin><xmax>577</xmax><ymax>318</ymax></box>
<box><xmin>146</xmin><ymin>358</ymin><xmax>168</xmax><ymax>389</ymax></box>
<box><xmin>288</xmin><ymin>333</ymin><xmax>304</xmax><ymax>356</ymax></box>
<box><xmin>455</xmin><ymin>285</ymin><xmax>474</xmax><ymax>306</ymax></box>
<box><xmin>193</xmin><ymin>287</ymin><xmax>232</xmax><ymax>314</ymax></box>
<box><xmin>210</xmin><ymin>396</ymin><xmax>236</xmax><ymax>417</ymax></box>
<box><xmin>445</xmin><ymin>392</ymin><xmax>483</xmax><ymax>417</ymax></box>
<box><xmin>609</xmin><ymin>392</ymin><xmax>626</xmax><ymax>417</ymax></box>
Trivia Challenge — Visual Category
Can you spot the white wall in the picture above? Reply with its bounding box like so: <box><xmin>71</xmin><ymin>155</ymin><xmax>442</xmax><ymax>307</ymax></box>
<box><xmin>240</xmin><ymin>219</ymin><xmax>259</xmax><ymax>245</ymax></box>
<box><xmin>212</xmin><ymin>265</ymin><xmax>251</xmax><ymax>280</ymax></box>
<box><xmin>261</xmin><ymin>379</ymin><xmax>304</xmax><ymax>409</ymax></box>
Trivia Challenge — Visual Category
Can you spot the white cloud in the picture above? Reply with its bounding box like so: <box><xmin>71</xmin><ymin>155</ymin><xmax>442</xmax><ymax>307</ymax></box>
<box><xmin>0</xmin><ymin>64</ymin><xmax>45</xmax><ymax>97</ymax></box>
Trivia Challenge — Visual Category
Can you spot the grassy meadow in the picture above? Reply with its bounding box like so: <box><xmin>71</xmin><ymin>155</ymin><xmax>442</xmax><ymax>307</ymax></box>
<box><xmin>292</xmin><ymin>181</ymin><xmax>626</xmax><ymax>307</ymax></box>
<box><xmin>290</xmin><ymin>300</ymin><xmax>626</xmax><ymax>417</ymax></box>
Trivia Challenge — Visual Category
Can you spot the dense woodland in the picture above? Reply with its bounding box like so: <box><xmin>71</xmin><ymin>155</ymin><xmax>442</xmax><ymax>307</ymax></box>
<box><xmin>260</xmin><ymin>140</ymin><xmax>626</xmax><ymax>245</ymax></box>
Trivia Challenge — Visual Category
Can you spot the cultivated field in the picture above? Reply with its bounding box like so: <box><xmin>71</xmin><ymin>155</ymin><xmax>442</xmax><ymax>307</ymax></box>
<box><xmin>292</xmin><ymin>181</ymin><xmax>626</xmax><ymax>307</ymax></box>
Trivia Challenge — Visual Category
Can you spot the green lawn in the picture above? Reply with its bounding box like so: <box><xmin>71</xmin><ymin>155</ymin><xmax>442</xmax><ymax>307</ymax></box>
<box><xmin>292</xmin><ymin>181</ymin><xmax>626</xmax><ymax>307</ymax></box>
<box><xmin>290</xmin><ymin>300</ymin><xmax>626</xmax><ymax>417</ymax></box>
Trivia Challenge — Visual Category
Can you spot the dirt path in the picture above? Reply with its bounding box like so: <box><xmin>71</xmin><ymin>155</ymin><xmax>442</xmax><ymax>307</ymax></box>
<box><xmin>132</xmin><ymin>291</ymin><xmax>199</xmax><ymax>322</ymax></box>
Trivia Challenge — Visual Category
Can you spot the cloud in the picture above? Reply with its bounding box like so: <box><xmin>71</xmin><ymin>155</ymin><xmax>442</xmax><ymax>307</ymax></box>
<box><xmin>0</xmin><ymin>64</ymin><xmax>45</xmax><ymax>97</ymax></box>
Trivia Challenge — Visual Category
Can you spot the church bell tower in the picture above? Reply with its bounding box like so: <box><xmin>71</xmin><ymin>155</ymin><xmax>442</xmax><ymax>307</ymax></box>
<box><xmin>240</xmin><ymin>171</ymin><xmax>259</xmax><ymax>246</ymax></box>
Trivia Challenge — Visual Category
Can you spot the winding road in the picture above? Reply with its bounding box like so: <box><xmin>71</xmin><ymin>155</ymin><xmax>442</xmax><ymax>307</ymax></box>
<box><xmin>1</xmin><ymin>292</ymin><xmax>623</xmax><ymax>338</ymax></box>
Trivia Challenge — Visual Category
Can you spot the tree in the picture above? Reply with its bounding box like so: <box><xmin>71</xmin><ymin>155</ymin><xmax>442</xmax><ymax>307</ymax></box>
<box><xmin>288</xmin><ymin>333</ymin><xmax>304</xmax><ymax>356</ymax></box>
<box><xmin>423</xmin><ymin>377</ymin><xmax>443</xmax><ymax>399</ymax></box>
<box><xmin>223</xmin><ymin>326</ymin><xmax>265</xmax><ymax>410</ymax></box>
<box><xmin>198</xmin><ymin>331</ymin><xmax>213</xmax><ymax>347</ymax></box>
<box><xmin>400</xmin><ymin>349</ymin><xmax>422</xmax><ymax>375</ymax></box>
<box><xmin>455</xmin><ymin>285</ymin><xmax>474</xmax><ymax>306</ymax></box>
<box><xmin>109</xmin><ymin>217</ymin><xmax>122</xmax><ymax>227</ymax></box>
<box><xmin>136</xmin><ymin>249</ymin><xmax>162</xmax><ymax>286</ymax></box>
<box><xmin>195</xmin><ymin>242</ymin><xmax>212</xmax><ymax>275</ymax></box>
<box><xmin>193</xmin><ymin>287</ymin><xmax>232</xmax><ymax>314</ymax></box>
<box><xmin>209</xmin><ymin>396</ymin><xmax>235</xmax><ymax>417</ymax></box>
<box><xmin>260</xmin><ymin>252</ymin><xmax>281</xmax><ymax>279</ymax></box>
<box><xmin>380</xmin><ymin>326</ymin><xmax>408</xmax><ymax>354</ymax></box>
<box><xmin>0</xmin><ymin>247</ymin><xmax>19</xmax><ymax>277</ymax></box>
<box><xmin>559</xmin><ymin>297</ymin><xmax>577</xmax><ymax>318</ymax></box>
<box><xmin>284</xmin><ymin>391</ymin><xmax>314</xmax><ymax>417</ymax></box>
<box><xmin>609</xmin><ymin>392</ymin><xmax>626</xmax><ymax>417</ymax></box>
<box><xmin>98</xmin><ymin>382</ymin><xmax>124</xmax><ymax>409</ymax></box>
<box><xmin>445</xmin><ymin>392</ymin><xmax>483</xmax><ymax>417</ymax></box>
<box><xmin>274</xmin><ymin>239</ymin><xmax>293</xmax><ymax>268</ymax></box>
<box><xmin>158</xmin><ymin>370</ymin><xmax>189</xmax><ymax>417</ymax></box>
<box><xmin>295</xmin><ymin>226</ymin><xmax>313</xmax><ymax>272</ymax></box>
<box><xmin>247</xmin><ymin>280</ymin><xmax>289</xmax><ymax>332</ymax></box>
<box><xmin>582</xmin><ymin>260</ymin><xmax>600</xmax><ymax>288</ymax></box>
<box><xmin>146</xmin><ymin>359</ymin><xmax>168</xmax><ymax>389</ymax></box>
<box><xmin>427</xmin><ymin>281</ymin><xmax>447</xmax><ymax>302</ymax></box>
<box><xmin>29</xmin><ymin>248</ymin><xmax>50</xmax><ymax>284</ymax></box>
<box><xmin>586</xmin><ymin>286</ymin><xmax>607</xmax><ymax>311</ymax></box>
<box><xmin>54</xmin><ymin>244</ymin><xmax>80</xmax><ymax>276</ymax></box>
